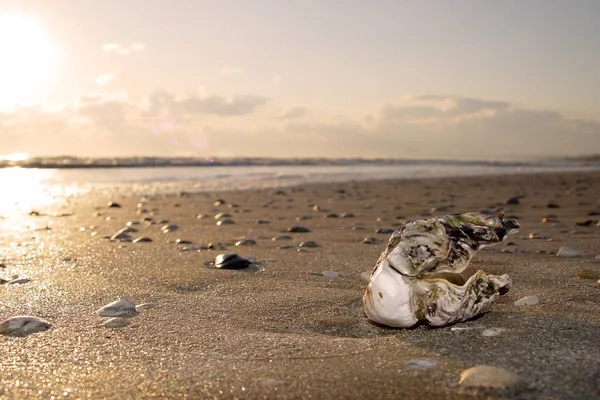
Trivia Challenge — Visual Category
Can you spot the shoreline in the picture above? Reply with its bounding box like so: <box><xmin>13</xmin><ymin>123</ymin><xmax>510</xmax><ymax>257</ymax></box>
<box><xmin>1</xmin><ymin>170</ymin><xmax>599</xmax><ymax>399</ymax></box>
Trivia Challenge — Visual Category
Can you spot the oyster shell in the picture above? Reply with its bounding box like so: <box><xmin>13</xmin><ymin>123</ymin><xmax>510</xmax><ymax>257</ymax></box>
<box><xmin>363</xmin><ymin>212</ymin><xmax>519</xmax><ymax>328</ymax></box>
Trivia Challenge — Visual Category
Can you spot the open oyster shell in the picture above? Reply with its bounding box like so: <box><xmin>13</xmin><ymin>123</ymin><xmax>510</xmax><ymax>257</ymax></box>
<box><xmin>363</xmin><ymin>212</ymin><xmax>519</xmax><ymax>328</ymax></box>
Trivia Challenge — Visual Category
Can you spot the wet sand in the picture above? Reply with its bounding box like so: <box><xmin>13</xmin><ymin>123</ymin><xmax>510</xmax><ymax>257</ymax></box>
<box><xmin>1</xmin><ymin>171</ymin><xmax>599</xmax><ymax>399</ymax></box>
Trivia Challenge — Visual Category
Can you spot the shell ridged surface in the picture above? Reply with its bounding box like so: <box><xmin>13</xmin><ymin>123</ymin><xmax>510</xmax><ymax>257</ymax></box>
<box><xmin>363</xmin><ymin>212</ymin><xmax>519</xmax><ymax>328</ymax></box>
<box><xmin>0</xmin><ymin>316</ymin><xmax>52</xmax><ymax>335</ymax></box>
<box><xmin>96</xmin><ymin>300</ymin><xmax>138</xmax><ymax>317</ymax></box>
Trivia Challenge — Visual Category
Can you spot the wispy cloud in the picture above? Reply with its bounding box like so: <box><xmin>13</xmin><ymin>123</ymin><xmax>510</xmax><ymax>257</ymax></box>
<box><xmin>276</xmin><ymin>107</ymin><xmax>307</xmax><ymax>119</ymax></box>
<box><xmin>103</xmin><ymin>43</ymin><xmax>146</xmax><ymax>55</ymax></box>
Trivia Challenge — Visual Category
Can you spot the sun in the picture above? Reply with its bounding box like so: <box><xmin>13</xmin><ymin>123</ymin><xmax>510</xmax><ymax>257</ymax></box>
<box><xmin>0</xmin><ymin>13</ymin><xmax>59</xmax><ymax>111</ymax></box>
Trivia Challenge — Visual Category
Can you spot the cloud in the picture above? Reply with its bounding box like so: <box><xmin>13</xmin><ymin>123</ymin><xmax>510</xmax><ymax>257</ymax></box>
<box><xmin>1</xmin><ymin>93</ymin><xmax>598</xmax><ymax>159</ymax></box>
<box><xmin>103</xmin><ymin>43</ymin><xmax>146</xmax><ymax>55</ymax></box>
<box><xmin>142</xmin><ymin>91</ymin><xmax>268</xmax><ymax>117</ymax></box>
<box><xmin>275</xmin><ymin>107</ymin><xmax>307</xmax><ymax>119</ymax></box>
<box><xmin>220</xmin><ymin>66</ymin><xmax>243</xmax><ymax>75</ymax></box>
<box><xmin>95</xmin><ymin>73</ymin><xmax>115</xmax><ymax>86</ymax></box>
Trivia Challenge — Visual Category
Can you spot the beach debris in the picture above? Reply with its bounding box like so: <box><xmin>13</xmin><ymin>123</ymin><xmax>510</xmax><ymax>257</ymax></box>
<box><xmin>406</xmin><ymin>359</ymin><xmax>438</xmax><ymax>369</ymax></box>
<box><xmin>214</xmin><ymin>212</ymin><xmax>231</xmax><ymax>219</ymax></box>
<box><xmin>363</xmin><ymin>237</ymin><xmax>383</xmax><ymax>244</ymax></box>
<box><xmin>481</xmin><ymin>327</ymin><xmax>506</xmax><ymax>337</ymax></box>
<box><xmin>257</xmin><ymin>219</ymin><xmax>270</xmax><ymax>224</ymax></box>
<box><xmin>101</xmin><ymin>317</ymin><xmax>131</xmax><ymax>328</ymax></box>
<box><xmin>216</xmin><ymin>219</ymin><xmax>235</xmax><ymax>226</ymax></box>
<box><xmin>214</xmin><ymin>253</ymin><xmax>252</xmax><ymax>269</ymax></box>
<box><xmin>235</xmin><ymin>239</ymin><xmax>257</xmax><ymax>246</ymax></box>
<box><xmin>322</xmin><ymin>271</ymin><xmax>339</xmax><ymax>278</ymax></box>
<box><xmin>363</xmin><ymin>212</ymin><xmax>519</xmax><ymax>328</ymax></box>
<box><xmin>108</xmin><ymin>201</ymin><xmax>122</xmax><ymax>208</ymax></box>
<box><xmin>161</xmin><ymin>224</ymin><xmax>179</xmax><ymax>233</ymax></box>
<box><xmin>514</xmin><ymin>295</ymin><xmax>539</xmax><ymax>306</ymax></box>
<box><xmin>376</xmin><ymin>227</ymin><xmax>395</xmax><ymax>234</ymax></box>
<box><xmin>459</xmin><ymin>365</ymin><xmax>521</xmax><ymax>389</ymax></box>
<box><xmin>546</xmin><ymin>202</ymin><xmax>560</xmax><ymax>209</ymax></box>
<box><xmin>557</xmin><ymin>247</ymin><xmax>581</xmax><ymax>258</ymax></box>
<box><xmin>576</xmin><ymin>220</ymin><xmax>595</xmax><ymax>227</ymax></box>
<box><xmin>96</xmin><ymin>300</ymin><xmax>138</xmax><ymax>317</ymax></box>
<box><xmin>506</xmin><ymin>196</ymin><xmax>520</xmax><ymax>205</ymax></box>
<box><xmin>529</xmin><ymin>232</ymin><xmax>550</xmax><ymax>239</ymax></box>
<box><xmin>299</xmin><ymin>240</ymin><xmax>319</xmax><ymax>248</ymax></box>
<box><xmin>324</xmin><ymin>212</ymin><xmax>339</xmax><ymax>218</ymax></box>
<box><xmin>175</xmin><ymin>239</ymin><xmax>192</xmax><ymax>245</ymax></box>
<box><xmin>0</xmin><ymin>316</ymin><xmax>52</xmax><ymax>336</ymax></box>
<box><xmin>133</xmin><ymin>236</ymin><xmax>152</xmax><ymax>243</ymax></box>
<box><xmin>111</xmin><ymin>228</ymin><xmax>133</xmax><ymax>241</ymax></box>
<box><xmin>272</xmin><ymin>235</ymin><xmax>293</xmax><ymax>241</ymax></box>
<box><xmin>287</xmin><ymin>225</ymin><xmax>311</xmax><ymax>233</ymax></box>
<box><xmin>576</xmin><ymin>269</ymin><xmax>600</xmax><ymax>279</ymax></box>
<box><xmin>340</xmin><ymin>212</ymin><xmax>354</xmax><ymax>218</ymax></box>
<box><xmin>196</xmin><ymin>214</ymin><xmax>208</xmax><ymax>219</ymax></box>
<box><xmin>214</xmin><ymin>199</ymin><xmax>226</xmax><ymax>206</ymax></box>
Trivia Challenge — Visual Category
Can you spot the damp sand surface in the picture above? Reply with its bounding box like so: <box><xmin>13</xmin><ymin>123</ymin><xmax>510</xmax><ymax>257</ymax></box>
<box><xmin>1</xmin><ymin>171</ymin><xmax>599</xmax><ymax>399</ymax></box>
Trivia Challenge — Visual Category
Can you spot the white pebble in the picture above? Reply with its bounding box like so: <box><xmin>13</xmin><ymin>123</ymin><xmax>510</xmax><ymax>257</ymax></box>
<box><xmin>406</xmin><ymin>359</ymin><xmax>438</xmax><ymax>368</ymax></box>
<box><xmin>0</xmin><ymin>316</ymin><xmax>52</xmax><ymax>335</ymax></box>
<box><xmin>481</xmin><ymin>327</ymin><xmax>506</xmax><ymax>337</ymax></box>
<box><xmin>96</xmin><ymin>299</ymin><xmax>138</xmax><ymax>317</ymax></box>
<box><xmin>514</xmin><ymin>295</ymin><xmax>539</xmax><ymax>306</ymax></box>
<box><xmin>557</xmin><ymin>247</ymin><xmax>581</xmax><ymax>258</ymax></box>
<box><xmin>459</xmin><ymin>365</ymin><xmax>521</xmax><ymax>389</ymax></box>
<box><xmin>322</xmin><ymin>271</ymin><xmax>339</xmax><ymax>278</ymax></box>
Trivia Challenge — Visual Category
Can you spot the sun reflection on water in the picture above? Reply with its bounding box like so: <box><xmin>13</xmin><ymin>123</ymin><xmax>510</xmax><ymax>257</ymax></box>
<box><xmin>0</xmin><ymin>167</ymin><xmax>60</xmax><ymax>216</ymax></box>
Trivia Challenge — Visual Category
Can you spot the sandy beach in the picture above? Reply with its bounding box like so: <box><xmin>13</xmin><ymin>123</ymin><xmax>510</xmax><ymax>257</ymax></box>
<box><xmin>1</xmin><ymin>171</ymin><xmax>599</xmax><ymax>399</ymax></box>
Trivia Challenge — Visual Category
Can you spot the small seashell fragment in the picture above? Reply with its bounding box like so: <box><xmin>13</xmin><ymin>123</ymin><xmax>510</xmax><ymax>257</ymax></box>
<box><xmin>214</xmin><ymin>212</ymin><xmax>231</xmax><ymax>219</ymax></box>
<box><xmin>161</xmin><ymin>224</ymin><xmax>179</xmax><ymax>232</ymax></box>
<box><xmin>216</xmin><ymin>219</ymin><xmax>235</xmax><ymax>226</ymax></box>
<box><xmin>529</xmin><ymin>232</ymin><xmax>550</xmax><ymax>239</ymax></box>
<box><xmin>135</xmin><ymin>303</ymin><xmax>156</xmax><ymax>311</ymax></box>
<box><xmin>111</xmin><ymin>228</ymin><xmax>132</xmax><ymax>241</ymax></box>
<box><xmin>215</xmin><ymin>253</ymin><xmax>251</xmax><ymax>269</ymax></box>
<box><xmin>557</xmin><ymin>247</ymin><xmax>581</xmax><ymax>258</ymax></box>
<box><xmin>133</xmin><ymin>236</ymin><xmax>152</xmax><ymax>243</ymax></box>
<box><xmin>96</xmin><ymin>300</ymin><xmax>138</xmax><ymax>317</ymax></box>
<box><xmin>362</xmin><ymin>237</ymin><xmax>382</xmax><ymax>244</ymax></box>
<box><xmin>481</xmin><ymin>327</ymin><xmax>506</xmax><ymax>337</ymax></box>
<box><xmin>322</xmin><ymin>271</ymin><xmax>339</xmax><ymax>278</ymax></box>
<box><xmin>107</xmin><ymin>201</ymin><xmax>121</xmax><ymax>208</ymax></box>
<box><xmin>514</xmin><ymin>295</ymin><xmax>539</xmax><ymax>306</ymax></box>
<box><xmin>101</xmin><ymin>317</ymin><xmax>131</xmax><ymax>328</ymax></box>
<box><xmin>0</xmin><ymin>316</ymin><xmax>52</xmax><ymax>335</ymax></box>
<box><xmin>459</xmin><ymin>365</ymin><xmax>520</xmax><ymax>389</ymax></box>
<box><xmin>272</xmin><ymin>235</ymin><xmax>293</xmax><ymax>241</ymax></box>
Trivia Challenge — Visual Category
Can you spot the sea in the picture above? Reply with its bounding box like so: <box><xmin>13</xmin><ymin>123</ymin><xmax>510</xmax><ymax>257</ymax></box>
<box><xmin>1</xmin><ymin>158</ymin><xmax>599</xmax><ymax>214</ymax></box>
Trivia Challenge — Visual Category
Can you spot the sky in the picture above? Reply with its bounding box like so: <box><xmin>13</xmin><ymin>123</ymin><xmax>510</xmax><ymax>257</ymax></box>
<box><xmin>0</xmin><ymin>0</ymin><xmax>599</xmax><ymax>160</ymax></box>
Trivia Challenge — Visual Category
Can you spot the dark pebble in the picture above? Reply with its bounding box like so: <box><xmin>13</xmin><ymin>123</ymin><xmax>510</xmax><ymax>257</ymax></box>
<box><xmin>176</xmin><ymin>239</ymin><xmax>192</xmax><ymax>244</ymax></box>
<box><xmin>287</xmin><ymin>225</ymin><xmax>311</xmax><ymax>233</ymax></box>
<box><xmin>299</xmin><ymin>241</ymin><xmax>319</xmax><ymax>248</ymax></box>
<box><xmin>340</xmin><ymin>212</ymin><xmax>354</xmax><ymax>218</ymax></box>
<box><xmin>257</xmin><ymin>219</ymin><xmax>270</xmax><ymax>224</ymax></box>
<box><xmin>108</xmin><ymin>202</ymin><xmax>122</xmax><ymax>208</ymax></box>
<box><xmin>376</xmin><ymin>227</ymin><xmax>395</xmax><ymax>234</ymax></box>
<box><xmin>133</xmin><ymin>237</ymin><xmax>152</xmax><ymax>243</ymax></box>
<box><xmin>216</xmin><ymin>219</ymin><xmax>235</xmax><ymax>226</ymax></box>
<box><xmin>547</xmin><ymin>202</ymin><xmax>560</xmax><ymax>209</ymax></box>
<box><xmin>506</xmin><ymin>197</ymin><xmax>520</xmax><ymax>205</ymax></box>
<box><xmin>235</xmin><ymin>239</ymin><xmax>257</xmax><ymax>246</ymax></box>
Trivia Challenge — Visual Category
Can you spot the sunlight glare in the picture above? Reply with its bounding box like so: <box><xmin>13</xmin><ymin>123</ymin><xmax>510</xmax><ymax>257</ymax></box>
<box><xmin>0</xmin><ymin>13</ymin><xmax>59</xmax><ymax>111</ymax></box>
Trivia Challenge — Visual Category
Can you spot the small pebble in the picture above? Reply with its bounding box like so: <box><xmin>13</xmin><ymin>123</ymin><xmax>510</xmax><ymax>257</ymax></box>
<box><xmin>235</xmin><ymin>239</ymin><xmax>257</xmax><ymax>246</ymax></box>
<box><xmin>529</xmin><ymin>232</ymin><xmax>550</xmax><ymax>239</ymax></box>
<box><xmin>340</xmin><ymin>212</ymin><xmax>354</xmax><ymax>218</ymax></box>
<box><xmin>299</xmin><ymin>241</ymin><xmax>319</xmax><ymax>248</ymax></box>
<box><xmin>459</xmin><ymin>365</ymin><xmax>521</xmax><ymax>389</ymax></box>
<box><xmin>557</xmin><ymin>247</ymin><xmax>581</xmax><ymax>258</ymax></box>
<box><xmin>216</xmin><ymin>219</ymin><xmax>235</xmax><ymax>226</ymax></box>
<box><xmin>273</xmin><ymin>235</ymin><xmax>293</xmax><ymax>241</ymax></box>
<box><xmin>108</xmin><ymin>202</ymin><xmax>121</xmax><ymax>208</ymax></box>
<box><xmin>96</xmin><ymin>300</ymin><xmax>138</xmax><ymax>317</ymax></box>
<box><xmin>376</xmin><ymin>227</ymin><xmax>395</xmax><ymax>234</ymax></box>
<box><xmin>363</xmin><ymin>237</ymin><xmax>383</xmax><ymax>244</ymax></box>
<box><xmin>481</xmin><ymin>327</ymin><xmax>506</xmax><ymax>337</ymax></box>
<box><xmin>101</xmin><ymin>317</ymin><xmax>131</xmax><ymax>328</ymax></box>
<box><xmin>257</xmin><ymin>219</ymin><xmax>270</xmax><ymax>224</ymax></box>
<box><xmin>288</xmin><ymin>225</ymin><xmax>311</xmax><ymax>233</ymax></box>
<box><xmin>514</xmin><ymin>295</ymin><xmax>539</xmax><ymax>306</ymax></box>
<box><xmin>214</xmin><ymin>212</ymin><xmax>231</xmax><ymax>219</ymax></box>
<box><xmin>506</xmin><ymin>197</ymin><xmax>520</xmax><ymax>205</ymax></box>
<box><xmin>0</xmin><ymin>316</ymin><xmax>52</xmax><ymax>335</ymax></box>
<box><xmin>215</xmin><ymin>253</ymin><xmax>251</xmax><ymax>269</ymax></box>
<box><xmin>161</xmin><ymin>224</ymin><xmax>179</xmax><ymax>232</ymax></box>
<box><xmin>176</xmin><ymin>239</ymin><xmax>192</xmax><ymax>245</ymax></box>
<box><xmin>406</xmin><ymin>359</ymin><xmax>438</xmax><ymax>369</ymax></box>
<box><xmin>133</xmin><ymin>236</ymin><xmax>152</xmax><ymax>243</ymax></box>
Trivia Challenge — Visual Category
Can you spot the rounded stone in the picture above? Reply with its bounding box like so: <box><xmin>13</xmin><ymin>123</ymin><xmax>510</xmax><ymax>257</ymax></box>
<box><xmin>459</xmin><ymin>365</ymin><xmax>521</xmax><ymax>389</ymax></box>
